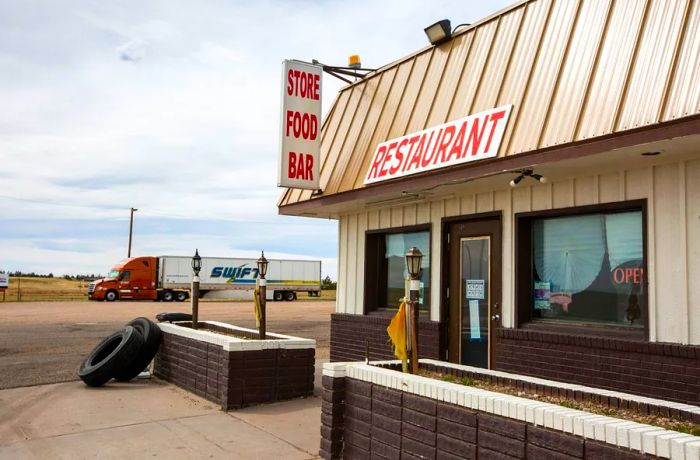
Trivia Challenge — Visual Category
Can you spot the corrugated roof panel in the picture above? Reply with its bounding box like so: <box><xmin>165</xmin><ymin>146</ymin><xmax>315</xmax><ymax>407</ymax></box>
<box><xmin>351</xmin><ymin>61</ymin><xmax>414</xmax><ymax>190</ymax></box>
<box><xmin>312</xmin><ymin>84</ymin><xmax>364</xmax><ymax>200</ymax></box>
<box><xmin>447</xmin><ymin>19</ymin><xmax>499</xmax><ymax>121</ymax></box>
<box><xmin>404</xmin><ymin>46</ymin><xmax>450</xmax><ymax>134</ymax></box>
<box><xmin>495</xmin><ymin>0</ymin><xmax>553</xmax><ymax>158</ymax></box>
<box><xmin>539</xmin><ymin>0</ymin><xmax>611</xmax><ymax>147</ymax></box>
<box><xmin>280</xmin><ymin>0</ymin><xmax>699</xmax><ymax>208</ymax></box>
<box><xmin>286</xmin><ymin>85</ymin><xmax>353</xmax><ymax>205</ymax></box>
<box><xmin>575</xmin><ymin>0</ymin><xmax>648</xmax><ymax>141</ymax></box>
<box><xmin>384</xmin><ymin>51</ymin><xmax>432</xmax><ymax>139</ymax></box>
<box><xmin>424</xmin><ymin>32</ymin><xmax>474</xmax><ymax>128</ymax></box>
<box><xmin>507</xmin><ymin>0</ymin><xmax>579</xmax><ymax>154</ymax></box>
<box><xmin>617</xmin><ymin>0</ymin><xmax>690</xmax><ymax>131</ymax></box>
<box><xmin>471</xmin><ymin>7</ymin><xmax>525</xmax><ymax>114</ymax></box>
<box><xmin>662</xmin><ymin>0</ymin><xmax>700</xmax><ymax>121</ymax></box>
<box><xmin>337</xmin><ymin>69</ymin><xmax>396</xmax><ymax>192</ymax></box>
<box><xmin>325</xmin><ymin>77</ymin><xmax>377</xmax><ymax>193</ymax></box>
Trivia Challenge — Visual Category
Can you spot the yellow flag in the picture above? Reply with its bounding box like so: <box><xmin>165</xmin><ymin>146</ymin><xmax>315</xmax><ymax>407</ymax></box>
<box><xmin>253</xmin><ymin>286</ymin><xmax>262</xmax><ymax>327</ymax></box>
<box><xmin>387</xmin><ymin>301</ymin><xmax>408</xmax><ymax>372</ymax></box>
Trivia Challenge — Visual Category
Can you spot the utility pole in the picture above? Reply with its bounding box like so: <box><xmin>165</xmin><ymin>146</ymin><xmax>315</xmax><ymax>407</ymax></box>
<box><xmin>128</xmin><ymin>208</ymin><xmax>138</xmax><ymax>257</ymax></box>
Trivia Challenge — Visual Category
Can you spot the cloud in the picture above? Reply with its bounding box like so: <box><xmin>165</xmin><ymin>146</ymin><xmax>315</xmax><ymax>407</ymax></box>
<box><xmin>0</xmin><ymin>0</ymin><xmax>511</xmax><ymax>279</ymax></box>
<box><xmin>118</xmin><ymin>38</ymin><xmax>147</xmax><ymax>62</ymax></box>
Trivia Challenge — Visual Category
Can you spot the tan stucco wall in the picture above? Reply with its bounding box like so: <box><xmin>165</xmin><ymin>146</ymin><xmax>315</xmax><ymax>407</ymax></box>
<box><xmin>336</xmin><ymin>157</ymin><xmax>700</xmax><ymax>345</ymax></box>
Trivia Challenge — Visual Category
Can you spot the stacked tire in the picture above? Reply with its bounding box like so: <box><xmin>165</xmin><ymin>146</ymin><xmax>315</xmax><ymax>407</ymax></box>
<box><xmin>79</xmin><ymin>317</ymin><xmax>162</xmax><ymax>387</ymax></box>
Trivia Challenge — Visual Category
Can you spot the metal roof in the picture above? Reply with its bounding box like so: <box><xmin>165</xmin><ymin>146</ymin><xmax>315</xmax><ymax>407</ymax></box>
<box><xmin>279</xmin><ymin>0</ymin><xmax>700</xmax><ymax>209</ymax></box>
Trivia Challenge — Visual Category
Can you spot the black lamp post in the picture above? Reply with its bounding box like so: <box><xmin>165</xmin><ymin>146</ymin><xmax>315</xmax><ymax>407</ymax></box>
<box><xmin>257</xmin><ymin>251</ymin><xmax>269</xmax><ymax>340</ymax></box>
<box><xmin>191</xmin><ymin>249</ymin><xmax>202</xmax><ymax>329</ymax></box>
<box><xmin>405</xmin><ymin>247</ymin><xmax>423</xmax><ymax>374</ymax></box>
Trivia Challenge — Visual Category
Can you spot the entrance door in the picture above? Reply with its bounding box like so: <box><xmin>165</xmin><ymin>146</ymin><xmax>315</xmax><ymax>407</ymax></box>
<box><xmin>447</xmin><ymin>216</ymin><xmax>501</xmax><ymax>368</ymax></box>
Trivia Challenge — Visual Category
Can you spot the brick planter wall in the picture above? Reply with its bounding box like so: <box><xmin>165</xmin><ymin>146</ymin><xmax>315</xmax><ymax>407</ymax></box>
<box><xmin>154</xmin><ymin>321</ymin><xmax>315</xmax><ymax>410</ymax></box>
<box><xmin>319</xmin><ymin>362</ymin><xmax>700</xmax><ymax>460</ymax></box>
<box><xmin>495</xmin><ymin>328</ymin><xmax>700</xmax><ymax>406</ymax></box>
<box><xmin>330</xmin><ymin>313</ymin><xmax>440</xmax><ymax>362</ymax></box>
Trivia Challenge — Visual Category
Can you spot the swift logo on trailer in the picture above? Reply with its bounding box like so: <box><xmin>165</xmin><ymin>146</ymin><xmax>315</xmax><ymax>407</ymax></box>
<box><xmin>211</xmin><ymin>265</ymin><xmax>260</xmax><ymax>281</ymax></box>
<box><xmin>364</xmin><ymin>105</ymin><xmax>512</xmax><ymax>184</ymax></box>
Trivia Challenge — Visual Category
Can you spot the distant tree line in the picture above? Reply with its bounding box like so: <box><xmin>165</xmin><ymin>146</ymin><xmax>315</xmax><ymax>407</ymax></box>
<box><xmin>322</xmin><ymin>275</ymin><xmax>337</xmax><ymax>290</ymax></box>
<box><xmin>7</xmin><ymin>271</ymin><xmax>102</xmax><ymax>281</ymax></box>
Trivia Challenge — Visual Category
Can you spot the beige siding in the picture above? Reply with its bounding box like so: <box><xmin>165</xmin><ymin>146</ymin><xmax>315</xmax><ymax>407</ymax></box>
<box><xmin>336</xmin><ymin>158</ymin><xmax>699</xmax><ymax>345</ymax></box>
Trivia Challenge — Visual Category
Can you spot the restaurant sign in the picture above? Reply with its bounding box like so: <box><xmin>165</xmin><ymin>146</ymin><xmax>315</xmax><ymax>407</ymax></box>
<box><xmin>278</xmin><ymin>59</ymin><xmax>322</xmax><ymax>190</ymax></box>
<box><xmin>364</xmin><ymin>105</ymin><xmax>512</xmax><ymax>185</ymax></box>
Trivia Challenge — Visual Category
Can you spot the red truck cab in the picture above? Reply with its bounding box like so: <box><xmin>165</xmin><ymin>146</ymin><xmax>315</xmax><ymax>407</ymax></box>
<box><xmin>88</xmin><ymin>257</ymin><xmax>159</xmax><ymax>301</ymax></box>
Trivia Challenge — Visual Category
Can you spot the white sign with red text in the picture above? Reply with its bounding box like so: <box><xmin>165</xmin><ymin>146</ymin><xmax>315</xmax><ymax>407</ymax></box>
<box><xmin>278</xmin><ymin>60</ymin><xmax>322</xmax><ymax>190</ymax></box>
<box><xmin>364</xmin><ymin>105</ymin><xmax>512</xmax><ymax>185</ymax></box>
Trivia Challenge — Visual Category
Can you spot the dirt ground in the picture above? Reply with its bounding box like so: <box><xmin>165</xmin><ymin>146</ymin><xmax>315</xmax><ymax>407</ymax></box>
<box><xmin>0</xmin><ymin>300</ymin><xmax>334</xmax><ymax>389</ymax></box>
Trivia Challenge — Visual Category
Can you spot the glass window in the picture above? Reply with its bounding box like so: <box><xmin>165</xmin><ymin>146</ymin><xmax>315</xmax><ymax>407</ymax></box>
<box><xmin>531</xmin><ymin>210</ymin><xmax>644</xmax><ymax>328</ymax></box>
<box><xmin>384</xmin><ymin>231</ymin><xmax>430</xmax><ymax>311</ymax></box>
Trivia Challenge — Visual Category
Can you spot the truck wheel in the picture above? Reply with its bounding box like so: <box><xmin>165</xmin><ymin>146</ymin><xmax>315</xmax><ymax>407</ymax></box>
<box><xmin>175</xmin><ymin>291</ymin><xmax>187</xmax><ymax>302</ymax></box>
<box><xmin>162</xmin><ymin>290</ymin><xmax>174</xmax><ymax>302</ymax></box>
<box><xmin>105</xmin><ymin>290</ymin><xmax>118</xmax><ymax>302</ymax></box>
<box><xmin>273</xmin><ymin>291</ymin><xmax>283</xmax><ymax>301</ymax></box>
<box><xmin>114</xmin><ymin>318</ymin><xmax>162</xmax><ymax>382</ymax></box>
<box><xmin>284</xmin><ymin>291</ymin><xmax>295</xmax><ymax>301</ymax></box>
<box><xmin>78</xmin><ymin>326</ymin><xmax>144</xmax><ymax>387</ymax></box>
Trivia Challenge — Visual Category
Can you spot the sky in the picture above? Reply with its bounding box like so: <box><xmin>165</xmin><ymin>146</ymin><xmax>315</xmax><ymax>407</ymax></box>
<box><xmin>0</xmin><ymin>0</ymin><xmax>511</xmax><ymax>279</ymax></box>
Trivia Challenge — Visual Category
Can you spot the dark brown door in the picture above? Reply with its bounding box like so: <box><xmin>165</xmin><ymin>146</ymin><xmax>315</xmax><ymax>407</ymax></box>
<box><xmin>447</xmin><ymin>216</ymin><xmax>501</xmax><ymax>368</ymax></box>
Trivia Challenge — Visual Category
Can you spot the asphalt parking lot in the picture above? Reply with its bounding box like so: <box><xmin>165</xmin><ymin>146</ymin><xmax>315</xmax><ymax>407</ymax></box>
<box><xmin>0</xmin><ymin>300</ymin><xmax>334</xmax><ymax>389</ymax></box>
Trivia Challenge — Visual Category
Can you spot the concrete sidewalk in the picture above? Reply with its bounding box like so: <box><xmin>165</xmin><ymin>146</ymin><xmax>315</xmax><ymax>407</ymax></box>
<box><xmin>0</xmin><ymin>378</ymin><xmax>321</xmax><ymax>459</ymax></box>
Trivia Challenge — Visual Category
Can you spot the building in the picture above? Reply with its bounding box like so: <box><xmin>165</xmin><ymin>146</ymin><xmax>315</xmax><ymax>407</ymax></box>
<box><xmin>279</xmin><ymin>0</ymin><xmax>700</xmax><ymax>405</ymax></box>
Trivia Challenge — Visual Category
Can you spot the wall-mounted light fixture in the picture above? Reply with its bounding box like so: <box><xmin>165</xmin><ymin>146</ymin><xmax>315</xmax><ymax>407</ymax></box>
<box><xmin>509</xmin><ymin>169</ymin><xmax>547</xmax><ymax>187</ymax></box>
<box><xmin>424</xmin><ymin>19</ymin><xmax>452</xmax><ymax>45</ymax></box>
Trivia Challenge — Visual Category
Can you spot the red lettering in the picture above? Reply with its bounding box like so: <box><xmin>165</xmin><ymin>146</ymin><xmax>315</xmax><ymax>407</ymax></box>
<box><xmin>296</xmin><ymin>153</ymin><xmax>306</xmax><ymax>179</ymax></box>
<box><xmin>435</xmin><ymin>125</ymin><xmax>455</xmax><ymax>164</ymax></box>
<box><xmin>422</xmin><ymin>129</ymin><xmax>443</xmax><ymax>167</ymax></box>
<box><xmin>379</xmin><ymin>141</ymin><xmax>398</xmax><ymax>177</ymax></box>
<box><xmin>466</xmin><ymin>115</ymin><xmax>489</xmax><ymax>155</ymax></box>
<box><xmin>451</xmin><ymin>121</ymin><xmax>467</xmax><ymax>160</ymax></box>
<box><xmin>402</xmin><ymin>135</ymin><xmax>421</xmax><ymax>172</ymax></box>
<box><xmin>483</xmin><ymin>110</ymin><xmax>506</xmax><ymax>152</ymax></box>
<box><xmin>285</xmin><ymin>111</ymin><xmax>318</xmax><ymax>140</ymax></box>
<box><xmin>287</xmin><ymin>68</ymin><xmax>320</xmax><ymax>100</ymax></box>
<box><xmin>305</xmin><ymin>154</ymin><xmax>314</xmax><ymax>180</ymax></box>
<box><xmin>389</xmin><ymin>138</ymin><xmax>409</xmax><ymax>175</ymax></box>
<box><xmin>368</xmin><ymin>145</ymin><xmax>387</xmax><ymax>180</ymax></box>
<box><xmin>288</xmin><ymin>151</ymin><xmax>297</xmax><ymax>179</ymax></box>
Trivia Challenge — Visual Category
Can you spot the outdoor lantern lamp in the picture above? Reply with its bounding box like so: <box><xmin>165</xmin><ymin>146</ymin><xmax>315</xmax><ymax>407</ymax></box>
<box><xmin>257</xmin><ymin>251</ymin><xmax>268</xmax><ymax>278</ymax></box>
<box><xmin>256</xmin><ymin>251</ymin><xmax>268</xmax><ymax>340</ymax></box>
<box><xmin>424</xmin><ymin>19</ymin><xmax>452</xmax><ymax>45</ymax></box>
<box><xmin>405</xmin><ymin>247</ymin><xmax>423</xmax><ymax>374</ymax></box>
<box><xmin>191</xmin><ymin>249</ymin><xmax>202</xmax><ymax>329</ymax></box>
<box><xmin>192</xmin><ymin>249</ymin><xmax>202</xmax><ymax>276</ymax></box>
<box><xmin>405</xmin><ymin>247</ymin><xmax>423</xmax><ymax>281</ymax></box>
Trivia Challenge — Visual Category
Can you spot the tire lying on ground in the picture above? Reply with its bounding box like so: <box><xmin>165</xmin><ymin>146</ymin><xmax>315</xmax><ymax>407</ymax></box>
<box><xmin>155</xmin><ymin>312</ymin><xmax>193</xmax><ymax>323</ymax></box>
<box><xmin>78</xmin><ymin>326</ymin><xmax>144</xmax><ymax>387</ymax></box>
<box><xmin>113</xmin><ymin>318</ymin><xmax>162</xmax><ymax>382</ymax></box>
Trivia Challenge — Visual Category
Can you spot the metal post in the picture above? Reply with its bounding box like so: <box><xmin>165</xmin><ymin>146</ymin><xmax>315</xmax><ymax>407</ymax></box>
<box><xmin>191</xmin><ymin>275</ymin><xmax>200</xmax><ymax>329</ymax></box>
<box><xmin>259</xmin><ymin>277</ymin><xmax>266</xmax><ymax>340</ymax></box>
<box><xmin>127</xmin><ymin>207</ymin><xmax>137</xmax><ymax>258</ymax></box>
<box><xmin>17</xmin><ymin>276</ymin><xmax>21</xmax><ymax>302</ymax></box>
<box><xmin>409</xmin><ymin>277</ymin><xmax>420</xmax><ymax>374</ymax></box>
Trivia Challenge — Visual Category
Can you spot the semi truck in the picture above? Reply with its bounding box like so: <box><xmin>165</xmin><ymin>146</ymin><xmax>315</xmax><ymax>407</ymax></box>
<box><xmin>87</xmin><ymin>256</ymin><xmax>321</xmax><ymax>302</ymax></box>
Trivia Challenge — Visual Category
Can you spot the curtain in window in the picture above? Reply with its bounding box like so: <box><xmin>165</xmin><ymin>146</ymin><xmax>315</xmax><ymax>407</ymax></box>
<box><xmin>533</xmin><ymin>215</ymin><xmax>605</xmax><ymax>294</ymax></box>
<box><xmin>605</xmin><ymin>212</ymin><xmax>643</xmax><ymax>270</ymax></box>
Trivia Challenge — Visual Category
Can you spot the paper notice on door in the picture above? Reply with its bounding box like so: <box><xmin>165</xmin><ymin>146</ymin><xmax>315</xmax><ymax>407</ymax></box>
<box><xmin>468</xmin><ymin>299</ymin><xmax>481</xmax><ymax>340</ymax></box>
<box><xmin>466</xmin><ymin>279</ymin><xmax>485</xmax><ymax>299</ymax></box>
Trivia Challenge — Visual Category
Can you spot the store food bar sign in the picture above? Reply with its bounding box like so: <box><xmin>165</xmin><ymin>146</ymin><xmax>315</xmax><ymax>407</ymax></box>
<box><xmin>364</xmin><ymin>105</ymin><xmax>512</xmax><ymax>184</ymax></box>
<box><xmin>278</xmin><ymin>59</ymin><xmax>322</xmax><ymax>190</ymax></box>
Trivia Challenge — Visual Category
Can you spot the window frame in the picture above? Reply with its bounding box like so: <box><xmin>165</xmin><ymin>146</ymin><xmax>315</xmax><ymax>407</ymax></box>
<box><xmin>363</xmin><ymin>223</ymin><xmax>432</xmax><ymax>315</ymax></box>
<box><xmin>514</xmin><ymin>199</ymin><xmax>649</xmax><ymax>340</ymax></box>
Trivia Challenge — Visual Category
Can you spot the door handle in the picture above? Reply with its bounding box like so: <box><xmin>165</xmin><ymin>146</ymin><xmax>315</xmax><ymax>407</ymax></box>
<box><xmin>491</xmin><ymin>314</ymin><xmax>500</xmax><ymax>321</ymax></box>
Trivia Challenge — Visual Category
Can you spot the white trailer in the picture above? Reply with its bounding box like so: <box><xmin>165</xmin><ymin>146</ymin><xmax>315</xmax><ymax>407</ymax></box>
<box><xmin>157</xmin><ymin>256</ymin><xmax>321</xmax><ymax>301</ymax></box>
